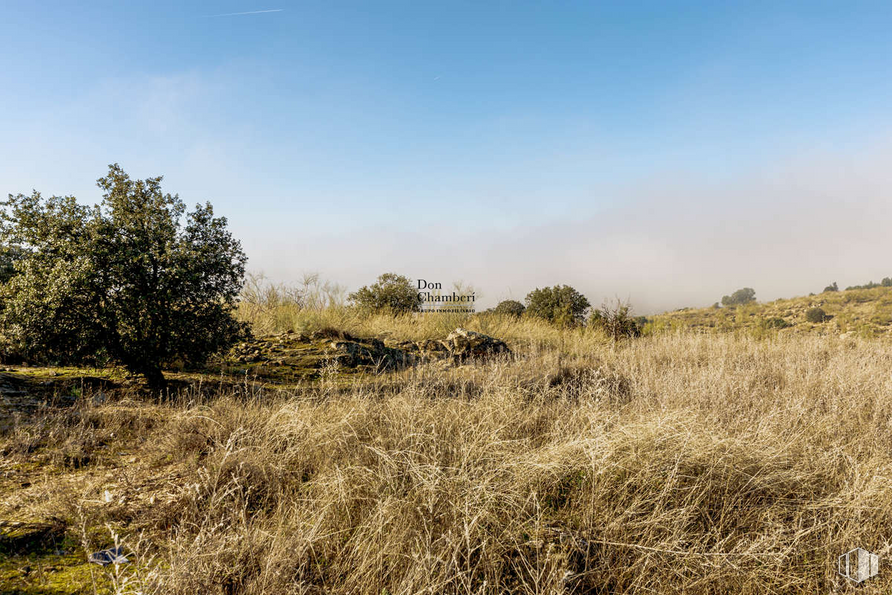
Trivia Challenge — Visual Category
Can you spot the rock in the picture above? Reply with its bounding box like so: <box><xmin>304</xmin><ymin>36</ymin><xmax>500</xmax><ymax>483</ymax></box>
<box><xmin>311</xmin><ymin>328</ymin><xmax>355</xmax><ymax>342</ymax></box>
<box><xmin>328</xmin><ymin>339</ymin><xmax>412</xmax><ymax>370</ymax></box>
<box><xmin>88</xmin><ymin>546</ymin><xmax>128</xmax><ymax>566</ymax></box>
<box><xmin>442</xmin><ymin>328</ymin><xmax>510</xmax><ymax>361</ymax></box>
<box><xmin>418</xmin><ymin>339</ymin><xmax>447</xmax><ymax>352</ymax></box>
<box><xmin>221</xmin><ymin>327</ymin><xmax>510</xmax><ymax>380</ymax></box>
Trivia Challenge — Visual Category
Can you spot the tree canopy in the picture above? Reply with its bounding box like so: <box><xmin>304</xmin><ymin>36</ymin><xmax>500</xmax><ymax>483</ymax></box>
<box><xmin>348</xmin><ymin>273</ymin><xmax>423</xmax><ymax>314</ymax></box>
<box><xmin>0</xmin><ymin>164</ymin><xmax>248</xmax><ymax>390</ymax></box>
<box><xmin>492</xmin><ymin>299</ymin><xmax>525</xmax><ymax>317</ymax></box>
<box><xmin>720</xmin><ymin>287</ymin><xmax>756</xmax><ymax>307</ymax></box>
<box><xmin>524</xmin><ymin>285</ymin><xmax>590</xmax><ymax>326</ymax></box>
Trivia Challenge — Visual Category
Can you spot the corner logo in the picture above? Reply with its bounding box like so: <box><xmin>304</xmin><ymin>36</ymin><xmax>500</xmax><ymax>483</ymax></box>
<box><xmin>838</xmin><ymin>548</ymin><xmax>879</xmax><ymax>583</ymax></box>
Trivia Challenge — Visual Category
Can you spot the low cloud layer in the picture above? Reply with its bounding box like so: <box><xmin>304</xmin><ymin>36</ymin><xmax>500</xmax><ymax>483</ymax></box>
<box><xmin>252</xmin><ymin>136</ymin><xmax>892</xmax><ymax>313</ymax></box>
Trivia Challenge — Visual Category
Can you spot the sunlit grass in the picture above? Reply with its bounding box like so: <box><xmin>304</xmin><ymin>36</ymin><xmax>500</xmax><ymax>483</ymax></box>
<box><xmin>3</xmin><ymin>330</ymin><xmax>892</xmax><ymax>592</ymax></box>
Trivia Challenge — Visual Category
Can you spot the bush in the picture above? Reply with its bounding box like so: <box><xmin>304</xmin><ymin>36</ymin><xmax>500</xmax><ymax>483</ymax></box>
<box><xmin>492</xmin><ymin>299</ymin><xmax>525</xmax><ymax>317</ymax></box>
<box><xmin>721</xmin><ymin>287</ymin><xmax>756</xmax><ymax>307</ymax></box>
<box><xmin>764</xmin><ymin>317</ymin><xmax>791</xmax><ymax>329</ymax></box>
<box><xmin>845</xmin><ymin>279</ymin><xmax>892</xmax><ymax>290</ymax></box>
<box><xmin>524</xmin><ymin>285</ymin><xmax>590</xmax><ymax>326</ymax></box>
<box><xmin>0</xmin><ymin>164</ymin><xmax>248</xmax><ymax>390</ymax></box>
<box><xmin>805</xmin><ymin>307</ymin><xmax>829</xmax><ymax>323</ymax></box>
<box><xmin>590</xmin><ymin>299</ymin><xmax>643</xmax><ymax>340</ymax></box>
<box><xmin>823</xmin><ymin>282</ymin><xmax>838</xmax><ymax>293</ymax></box>
<box><xmin>348</xmin><ymin>273</ymin><xmax>422</xmax><ymax>314</ymax></box>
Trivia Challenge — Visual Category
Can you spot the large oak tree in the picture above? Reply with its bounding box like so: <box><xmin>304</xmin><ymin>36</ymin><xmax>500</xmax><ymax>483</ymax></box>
<box><xmin>0</xmin><ymin>164</ymin><xmax>248</xmax><ymax>391</ymax></box>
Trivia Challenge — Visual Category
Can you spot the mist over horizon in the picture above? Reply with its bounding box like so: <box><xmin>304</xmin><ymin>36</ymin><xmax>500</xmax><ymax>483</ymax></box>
<box><xmin>250</xmin><ymin>131</ymin><xmax>892</xmax><ymax>314</ymax></box>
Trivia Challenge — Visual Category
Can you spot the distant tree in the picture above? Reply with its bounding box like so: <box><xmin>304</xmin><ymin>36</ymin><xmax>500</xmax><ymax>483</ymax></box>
<box><xmin>805</xmin><ymin>307</ymin><xmax>829</xmax><ymax>323</ymax></box>
<box><xmin>493</xmin><ymin>299</ymin><xmax>525</xmax><ymax>317</ymax></box>
<box><xmin>823</xmin><ymin>282</ymin><xmax>838</xmax><ymax>293</ymax></box>
<box><xmin>720</xmin><ymin>287</ymin><xmax>756</xmax><ymax>307</ymax></box>
<box><xmin>846</xmin><ymin>280</ymin><xmax>881</xmax><ymax>290</ymax></box>
<box><xmin>349</xmin><ymin>273</ymin><xmax>423</xmax><ymax>314</ymax></box>
<box><xmin>0</xmin><ymin>164</ymin><xmax>248</xmax><ymax>391</ymax></box>
<box><xmin>882</xmin><ymin>277</ymin><xmax>892</xmax><ymax>287</ymax></box>
<box><xmin>590</xmin><ymin>299</ymin><xmax>643</xmax><ymax>340</ymax></box>
<box><xmin>524</xmin><ymin>285</ymin><xmax>590</xmax><ymax>326</ymax></box>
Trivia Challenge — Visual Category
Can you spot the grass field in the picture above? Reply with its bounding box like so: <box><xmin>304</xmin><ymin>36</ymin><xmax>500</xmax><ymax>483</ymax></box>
<box><xmin>3</xmin><ymin>311</ymin><xmax>892</xmax><ymax>593</ymax></box>
<box><xmin>650</xmin><ymin>285</ymin><xmax>892</xmax><ymax>338</ymax></box>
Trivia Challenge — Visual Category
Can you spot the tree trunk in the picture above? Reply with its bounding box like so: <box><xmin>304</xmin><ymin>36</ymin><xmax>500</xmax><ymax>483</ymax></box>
<box><xmin>142</xmin><ymin>366</ymin><xmax>167</xmax><ymax>396</ymax></box>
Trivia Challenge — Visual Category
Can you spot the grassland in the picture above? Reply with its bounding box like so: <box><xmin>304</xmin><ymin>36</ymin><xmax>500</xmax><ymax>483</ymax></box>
<box><xmin>651</xmin><ymin>286</ymin><xmax>892</xmax><ymax>338</ymax></box>
<box><xmin>2</xmin><ymin>298</ymin><xmax>892</xmax><ymax>593</ymax></box>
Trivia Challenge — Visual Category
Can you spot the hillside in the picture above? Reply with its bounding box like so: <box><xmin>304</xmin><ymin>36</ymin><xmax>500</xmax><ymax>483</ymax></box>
<box><xmin>4</xmin><ymin>331</ymin><xmax>892</xmax><ymax>593</ymax></box>
<box><xmin>4</xmin><ymin>293</ymin><xmax>892</xmax><ymax>593</ymax></box>
<box><xmin>651</xmin><ymin>285</ymin><xmax>892</xmax><ymax>338</ymax></box>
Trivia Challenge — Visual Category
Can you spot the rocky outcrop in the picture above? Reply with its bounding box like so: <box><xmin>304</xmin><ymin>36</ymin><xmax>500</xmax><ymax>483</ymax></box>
<box><xmin>441</xmin><ymin>328</ymin><xmax>510</xmax><ymax>361</ymax></box>
<box><xmin>329</xmin><ymin>338</ymin><xmax>413</xmax><ymax>369</ymax></box>
<box><xmin>223</xmin><ymin>327</ymin><xmax>510</xmax><ymax>380</ymax></box>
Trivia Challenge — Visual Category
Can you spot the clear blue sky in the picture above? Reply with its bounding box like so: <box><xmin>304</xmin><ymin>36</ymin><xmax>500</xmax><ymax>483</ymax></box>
<box><xmin>3</xmin><ymin>1</ymin><xmax>892</xmax><ymax>310</ymax></box>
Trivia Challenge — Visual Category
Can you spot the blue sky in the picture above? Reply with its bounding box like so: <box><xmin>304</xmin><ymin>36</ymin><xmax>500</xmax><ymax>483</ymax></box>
<box><xmin>3</xmin><ymin>1</ymin><xmax>892</xmax><ymax>310</ymax></box>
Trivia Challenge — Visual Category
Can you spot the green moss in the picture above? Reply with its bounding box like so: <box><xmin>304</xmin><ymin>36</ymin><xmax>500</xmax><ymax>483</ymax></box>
<box><xmin>0</xmin><ymin>552</ymin><xmax>95</xmax><ymax>595</ymax></box>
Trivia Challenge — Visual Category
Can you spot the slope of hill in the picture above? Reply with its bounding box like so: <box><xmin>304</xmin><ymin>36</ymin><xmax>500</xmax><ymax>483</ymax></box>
<box><xmin>651</xmin><ymin>286</ymin><xmax>892</xmax><ymax>338</ymax></box>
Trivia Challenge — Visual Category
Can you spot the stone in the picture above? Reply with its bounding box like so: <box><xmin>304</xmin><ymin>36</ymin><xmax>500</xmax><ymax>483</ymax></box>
<box><xmin>328</xmin><ymin>338</ymin><xmax>411</xmax><ymax>370</ymax></box>
<box><xmin>442</xmin><ymin>328</ymin><xmax>510</xmax><ymax>361</ymax></box>
<box><xmin>88</xmin><ymin>546</ymin><xmax>128</xmax><ymax>566</ymax></box>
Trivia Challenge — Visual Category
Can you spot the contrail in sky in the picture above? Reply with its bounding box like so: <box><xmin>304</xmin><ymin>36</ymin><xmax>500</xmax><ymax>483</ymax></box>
<box><xmin>211</xmin><ymin>9</ymin><xmax>283</xmax><ymax>17</ymax></box>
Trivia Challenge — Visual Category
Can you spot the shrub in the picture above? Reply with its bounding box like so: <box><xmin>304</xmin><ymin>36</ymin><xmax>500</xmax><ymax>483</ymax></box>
<box><xmin>493</xmin><ymin>299</ymin><xmax>525</xmax><ymax>317</ymax></box>
<box><xmin>590</xmin><ymin>299</ymin><xmax>643</xmax><ymax>340</ymax></box>
<box><xmin>845</xmin><ymin>280</ymin><xmax>888</xmax><ymax>290</ymax></box>
<box><xmin>0</xmin><ymin>164</ymin><xmax>248</xmax><ymax>390</ymax></box>
<box><xmin>348</xmin><ymin>273</ymin><xmax>422</xmax><ymax>314</ymax></box>
<box><xmin>764</xmin><ymin>317</ymin><xmax>791</xmax><ymax>329</ymax></box>
<box><xmin>721</xmin><ymin>287</ymin><xmax>756</xmax><ymax>307</ymax></box>
<box><xmin>823</xmin><ymin>282</ymin><xmax>838</xmax><ymax>293</ymax></box>
<box><xmin>805</xmin><ymin>307</ymin><xmax>829</xmax><ymax>323</ymax></box>
<box><xmin>524</xmin><ymin>285</ymin><xmax>590</xmax><ymax>326</ymax></box>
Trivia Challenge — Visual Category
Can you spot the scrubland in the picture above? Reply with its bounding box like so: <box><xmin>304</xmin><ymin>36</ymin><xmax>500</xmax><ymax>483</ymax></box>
<box><xmin>654</xmin><ymin>286</ymin><xmax>892</xmax><ymax>338</ymax></box>
<box><xmin>3</xmin><ymin>307</ymin><xmax>892</xmax><ymax>594</ymax></box>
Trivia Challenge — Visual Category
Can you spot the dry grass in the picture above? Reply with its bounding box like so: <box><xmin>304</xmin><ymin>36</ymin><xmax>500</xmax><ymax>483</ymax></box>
<box><xmin>654</xmin><ymin>285</ymin><xmax>892</xmax><ymax>338</ymax></box>
<box><xmin>4</xmin><ymin>331</ymin><xmax>892</xmax><ymax>593</ymax></box>
<box><xmin>237</xmin><ymin>302</ymin><xmax>611</xmax><ymax>356</ymax></box>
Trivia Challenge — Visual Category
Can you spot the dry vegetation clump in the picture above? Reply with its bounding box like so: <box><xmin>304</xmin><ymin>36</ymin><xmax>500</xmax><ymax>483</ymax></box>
<box><xmin>3</xmin><ymin>333</ymin><xmax>892</xmax><ymax>593</ymax></box>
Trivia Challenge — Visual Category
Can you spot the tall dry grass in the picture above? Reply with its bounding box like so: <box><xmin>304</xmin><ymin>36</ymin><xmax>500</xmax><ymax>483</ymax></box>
<box><xmin>236</xmin><ymin>271</ymin><xmax>610</xmax><ymax>353</ymax></box>
<box><xmin>237</xmin><ymin>301</ymin><xmax>611</xmax><ymax>357</ymax></box>
<box><xmin>5</xmin><ymin>331</ymin><xmax>892</xmax><ymax>593</ymax></box>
